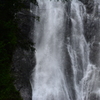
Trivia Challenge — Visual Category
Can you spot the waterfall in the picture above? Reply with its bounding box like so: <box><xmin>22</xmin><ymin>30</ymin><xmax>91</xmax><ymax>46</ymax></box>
<box><xmin>31</xmin><ymin>0</ymin><xmax>69</xmax><ymax>100</ymax></box>
<box><xmin>31</xmin><ymin>0</ymin><xmax>100</xmax><ymax>100</ymax></box>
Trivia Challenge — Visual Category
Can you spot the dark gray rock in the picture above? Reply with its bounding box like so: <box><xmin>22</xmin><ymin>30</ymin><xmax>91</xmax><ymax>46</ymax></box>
<box><xmin>79</xmin><ymin>0</ymin><xmax>94</xmax><ymax>13</ymax></box>
<box><xmin>83</xmin><ymin>2</ymin><xmax>100</xmax><ymax>67</ymax></box>
<box><xmin>12</xmin><ymin>48</ymin><xmax>35</xmax><ymax>100</ymax></box>
<box><xmin>12</xmin><ymin>1</ymin><xmax>36</xmax><ymax>100</ymax></box>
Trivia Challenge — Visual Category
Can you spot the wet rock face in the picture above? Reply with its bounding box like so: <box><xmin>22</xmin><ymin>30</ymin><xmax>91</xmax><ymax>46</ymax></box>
<box><xmin>12</xmin><ymin>1</ymin><xmax>35</xmax><ymax>100</ymax></box>
<box><xmin>83</xmin><ymin>1</ymin><xmax>100</xmax><ymax>67</ymax></box>
<box><xmin>12</xmin><ymin>48</ymin><xmax>34</xmax><ymax>100</ymax></box>
<box><xmin>89</xmin><ymin>93</ymin><xmax>100</xmax><ymax>100</ymax></box>
<box><xmin>79</xmin><ymin>0</ymin><xmax>94</xmax><ymax>13</ymax></box>
<box><xmin>12</xmin><ymin>48</ymin><xmax>35</xmax><ymax>100</ymax></box>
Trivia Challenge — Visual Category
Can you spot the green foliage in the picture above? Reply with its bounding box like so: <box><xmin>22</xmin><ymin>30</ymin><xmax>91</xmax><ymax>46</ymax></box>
<box><xmin>0</xmin><ymin>0</ymin><xmax>36</xmax><ymax>99</ymax></box>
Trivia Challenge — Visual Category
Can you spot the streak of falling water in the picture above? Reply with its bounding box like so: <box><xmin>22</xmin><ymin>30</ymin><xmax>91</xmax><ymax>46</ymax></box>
<box><xmin>68</xmin><ymin>0</ymin><xmax>100</xmax><ymax>100</ymax></box>
<box><xmin>31</xmin><ymin>0</ymin><xmax>70</xmax><ymax>100</ymax></box>
<box><xmin>68</xmin><ymin>0</ymin><xmax>89</xmax><ymax>99</ymax></box>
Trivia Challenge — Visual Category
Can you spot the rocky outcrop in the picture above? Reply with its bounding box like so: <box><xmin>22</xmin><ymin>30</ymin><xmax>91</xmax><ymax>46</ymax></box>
<box><xmin>12</xmin><ymin>1</ymin><xmax>36</xmax><ymax>100</ymax></box>
<box><xmin>83</xmin><ymin>1</ymin><xmax>100</xmax><ymax>67</ymax></box>
<box><xmin>79</xmin><ymin>0</ymin><xmax>94</xmax><ymax>13</ymax></box>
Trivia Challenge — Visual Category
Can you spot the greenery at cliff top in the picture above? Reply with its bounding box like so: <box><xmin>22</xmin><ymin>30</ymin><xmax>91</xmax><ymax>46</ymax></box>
<box><xmin>0</xmin><ymin>0</ymin><xmax>37</xmax><ymax>100</ymax></box>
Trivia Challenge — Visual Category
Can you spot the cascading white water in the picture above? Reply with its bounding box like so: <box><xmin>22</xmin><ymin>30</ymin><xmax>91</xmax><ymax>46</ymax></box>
<box><xmin>68</xmin><ymin>0</ymin><xmax>100</xmax><ymax>100</ymax></box>
<box><xmin>31</xmin><ymin>0</ymin><xmax>70</xmax><ymax>100</ymax></box>
<box><xmin>31</xmin><ymin>0</ymin><xmax>100</xmax><ymax>100</ymax></box>
<box><xmin>68</xmin><ymin>0</ymin><xmax>89</xmax><ymax>99</ymax></box>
